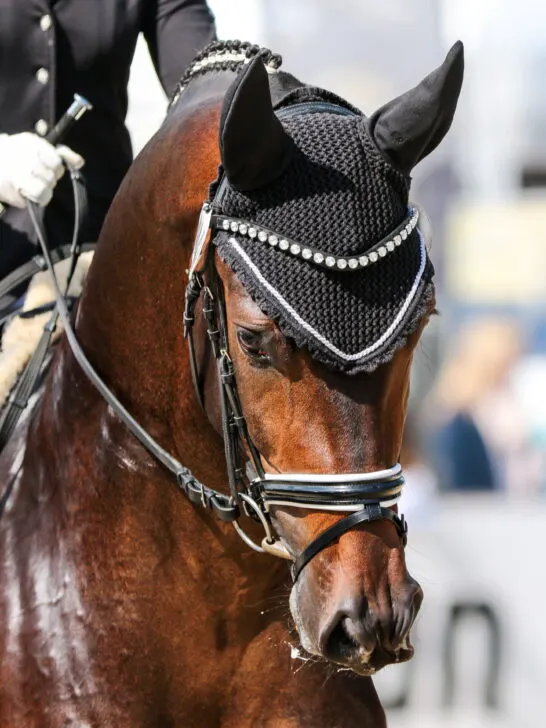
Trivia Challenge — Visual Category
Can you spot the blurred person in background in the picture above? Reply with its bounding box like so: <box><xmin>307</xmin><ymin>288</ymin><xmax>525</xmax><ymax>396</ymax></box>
<box><xmin>424</xmin><ymin>317</ymin><xmax>541</xmax><ymax>494</ymax></box>
<box><xmin>0</xmin><ymin>0</ymin><xmax>215</xmax><ymax>301</ymax></box>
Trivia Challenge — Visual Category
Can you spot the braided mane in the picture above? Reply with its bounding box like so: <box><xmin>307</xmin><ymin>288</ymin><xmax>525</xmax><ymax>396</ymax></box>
<box><xmin>169</xmin><ymin>40</ymin><xmax>282</xmax><ymax>109</ymax></box>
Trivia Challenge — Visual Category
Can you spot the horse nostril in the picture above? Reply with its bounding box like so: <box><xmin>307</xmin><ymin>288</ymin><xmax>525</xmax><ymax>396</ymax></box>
<box><xmin>322</xmin><ymin>619</ymin><xmax>360</xmax><ymax>661</ymax></box>
<box><xmin>318</xmin><ymin>585</ymin><xmax>423</xmax><ymax>664</ymax></box>
<box><xmin>320</xmin><ymin>613</ymin><xmax>376</xmax><ymax>662</ymax></box>
<box><xmin>388</xmin><ymin>583</ymin><xmax>423</xmax><ymax>650</ymax></box>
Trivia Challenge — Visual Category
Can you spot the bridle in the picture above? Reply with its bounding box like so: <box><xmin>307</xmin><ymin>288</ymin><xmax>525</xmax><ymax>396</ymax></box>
<box><xmin>183</xmin><ymin>243</ymin><xmax>407</xmax><ymax>580</ymax></box>
<box><xmin>181</xmin><ymin>155</ymin><xmax>409</xmax><ymax>581</ymax></box>
<box><xmin>18</xmin><ymin>115</ymin><xmax>409</xmax><ymax>584</ymax></box>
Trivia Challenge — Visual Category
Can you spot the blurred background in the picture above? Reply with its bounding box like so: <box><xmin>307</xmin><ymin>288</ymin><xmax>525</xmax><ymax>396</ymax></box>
<box><xmin>126</xmin><ymin>2</ymin><xmax>546</xmax><ymax>726</ymax></box>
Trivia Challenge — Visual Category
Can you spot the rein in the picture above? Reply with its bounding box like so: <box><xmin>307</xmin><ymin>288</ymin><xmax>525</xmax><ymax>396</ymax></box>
<box><xmin>0</xmin><ymin>170</ymin><xmax>94</xmax><ymax>452</ymax></box>
<box><xmin>14</xmin><ymin>177</ymin><xmax>408</xmax><ymax>582</ymax></box>
<box><xmin>22</xmin><ymin>199</ymin><xmax>239</xmax><ymax>521</ymax></box>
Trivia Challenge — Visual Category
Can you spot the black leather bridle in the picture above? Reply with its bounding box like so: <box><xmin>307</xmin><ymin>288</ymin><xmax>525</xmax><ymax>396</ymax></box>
<box><xmin>181</xmin><ymin>172</ymin><xmax>409</xmax><ymax>581</ymax></box>
<box><xmin>18</xmin><ymin>160</ymin><xmax>408</xmax><ymax>583</ymax></box>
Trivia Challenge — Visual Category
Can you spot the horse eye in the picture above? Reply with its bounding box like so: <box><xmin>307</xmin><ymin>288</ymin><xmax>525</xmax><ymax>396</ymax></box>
<box><xmin>236</xmin><ymin>328</ymin><xmax>270</xmax><ymax>363</ymax></box>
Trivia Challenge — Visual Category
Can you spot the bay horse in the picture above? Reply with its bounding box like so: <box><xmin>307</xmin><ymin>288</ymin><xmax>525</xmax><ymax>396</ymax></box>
<box><xmin>0</xmin><ymin>41</ymin><xmax>463</xmax><ymax>727</ymax></box>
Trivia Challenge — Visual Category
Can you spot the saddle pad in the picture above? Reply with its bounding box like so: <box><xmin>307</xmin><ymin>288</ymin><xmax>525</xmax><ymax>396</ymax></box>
<box><xmin>0</xmin><ymin>252</ymin><xmax>94</xmax><ymax>408</ymax></box>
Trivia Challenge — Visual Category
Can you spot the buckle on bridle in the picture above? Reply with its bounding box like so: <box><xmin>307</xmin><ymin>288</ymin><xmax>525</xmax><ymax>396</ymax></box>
<box><xmin>178</xmin><ymin>473</ymin><xmax>209</xmax><ymax>509</ymax></box>
<box><xmin>399</xmin><ymin>513</ymin><xmax>408</xmax><ymax>547</ymax></box>
<box><xmin>365</xmin><ymin>503</ymin><xmax>383</xmax><ymax>521</ymax></box>
<box><xmin>183</xmin><ymin>272</ymin><xmax>204</xmax><ymax>338</ymax></box>
<box><xmin>231</xmin><ymin>491</ymin><xmax>281</xmax><ymax>555</ymax></box>
<box><xmin>202</xmin><ymin>285</ymin><xmax>214</xmax><ymax>311</ymax></box>
<box><xmin>198</xmin><ymin>480</ymin><xmax>208</xmax><ymax>508</ymax></box>
<box><xmin>220</xmin><ymin>352</ymin><xmax>236</xmax><ymax>385</ymax></box>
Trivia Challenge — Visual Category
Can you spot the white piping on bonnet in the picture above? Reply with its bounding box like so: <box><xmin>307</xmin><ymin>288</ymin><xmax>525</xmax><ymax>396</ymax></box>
<box><xmin>227</xmin><ymin>229</ymin><xmax>427</xmax><ymax>363</ymax></box>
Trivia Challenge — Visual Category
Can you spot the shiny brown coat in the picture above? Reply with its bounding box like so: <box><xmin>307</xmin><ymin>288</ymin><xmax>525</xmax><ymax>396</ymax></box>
<box><xmin>0</xmin><ymin>68</ymin><xmax>429</xmax><ymax>727</ymax></box>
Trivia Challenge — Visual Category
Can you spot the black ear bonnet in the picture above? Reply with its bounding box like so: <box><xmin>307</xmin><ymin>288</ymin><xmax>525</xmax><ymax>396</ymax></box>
<box><xmin>210</xmin><ymin>44</ymin><xmax>464</xmax><ymax>374</ymax></box>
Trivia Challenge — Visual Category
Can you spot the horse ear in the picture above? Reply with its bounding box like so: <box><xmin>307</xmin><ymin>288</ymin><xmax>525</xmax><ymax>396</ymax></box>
<box><xmin>365</xmin><ymin>41</ymin><xmax>464</xmax><ymax>175</ymax></box>
<box><xmin>219</xmin><ymin>54</ymin><xmax>293</xmax><ymax>192</ymax></box>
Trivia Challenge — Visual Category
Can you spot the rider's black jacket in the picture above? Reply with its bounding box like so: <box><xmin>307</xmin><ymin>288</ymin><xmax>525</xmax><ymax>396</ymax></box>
<box><xmin>0</xmin><ymin>0</ymin><xmax>215</xmax><ymax>283</ymax></box>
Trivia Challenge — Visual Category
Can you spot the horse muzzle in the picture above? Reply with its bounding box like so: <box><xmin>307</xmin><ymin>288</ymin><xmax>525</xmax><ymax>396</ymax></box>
<box><xmin>290</xmin><ymin>564</ymin><xmax>423</xmax><ymax>674</ymax></box>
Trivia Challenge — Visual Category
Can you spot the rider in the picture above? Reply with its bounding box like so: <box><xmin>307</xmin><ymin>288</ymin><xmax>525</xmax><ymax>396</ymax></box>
<box><xmin>0</xmin><ymin>0</ymin><xmax>216</xmax><ymax>298</ymax></box>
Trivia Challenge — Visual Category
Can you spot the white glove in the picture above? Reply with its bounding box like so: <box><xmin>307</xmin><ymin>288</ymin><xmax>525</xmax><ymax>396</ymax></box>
<box><xmin>0</xmin><ymin>132</ymin><xmax>84</xmax><ymax>208</ymax></box>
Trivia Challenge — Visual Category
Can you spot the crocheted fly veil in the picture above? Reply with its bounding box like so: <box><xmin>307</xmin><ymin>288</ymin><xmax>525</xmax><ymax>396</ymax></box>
<box><xmin>210</xmin><ymin>43</ymin><xmax>464</xmax><ymax>374</ymax></box>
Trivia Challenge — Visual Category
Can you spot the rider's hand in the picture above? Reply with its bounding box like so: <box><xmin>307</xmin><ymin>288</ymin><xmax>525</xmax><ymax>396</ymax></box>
<box><xmin>0</xmin><ymin>132</ymin><xmax>84</xmax><ymax>208</ymax></box>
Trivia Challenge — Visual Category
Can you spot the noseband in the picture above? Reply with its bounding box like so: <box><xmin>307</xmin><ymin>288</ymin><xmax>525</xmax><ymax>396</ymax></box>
<box><xmin>258</xmin><ymin>471</ymin><xmax>407</xmax><ymax>581</ymax></box>
<box><xmin>24</xmin><ymin>156</ymin><xmax>408</xmax><ymax>584</ymax></box>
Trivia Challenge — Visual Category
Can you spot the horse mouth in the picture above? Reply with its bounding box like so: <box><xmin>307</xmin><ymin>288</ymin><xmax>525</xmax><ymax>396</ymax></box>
<box><xmin>289</xmin><ymin>585</ymin><xmax>416</xmax><ymax>675</ymax></box>
<box><xmin>296</xmin><ymin>626</ymin><xmax>414</xmax><ymax>677</ymax></box>
<box><xmin>315</xmin><ymin>622</ymin><xmax>415</xmax><ymax>676</ymax></box>
<box><xmin>353</xmin><ymin>640</ymin><xmax>415</xmax><ymax>676</ymax></box>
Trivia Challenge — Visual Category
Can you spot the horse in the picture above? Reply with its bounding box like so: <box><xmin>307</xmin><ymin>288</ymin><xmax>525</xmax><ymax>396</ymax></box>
<box><xmin>0</xmin><ymin>40</ymin><xmax>464</xmax><ymax>727</ymax></box>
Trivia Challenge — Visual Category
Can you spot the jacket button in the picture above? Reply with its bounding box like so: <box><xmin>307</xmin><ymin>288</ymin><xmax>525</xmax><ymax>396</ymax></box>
<box><xmin>34</xmin><ymin>119</ymin><xmax>49</xmax><ymax>136</ymax></box>
<box><xmin>36</xmin><ymin>68</ymin><xmax>49</xmax><ymax>85</ymax></box>
<box><xmin>40</xmin><ymin>14</ymin><xmax>52</xmax><ymax>31</ymax></box>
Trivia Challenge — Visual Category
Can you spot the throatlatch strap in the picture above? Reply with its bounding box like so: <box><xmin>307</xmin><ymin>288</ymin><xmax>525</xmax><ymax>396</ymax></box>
<box><xmin>291</xmin><ymin>505</ymin><xmax>407</xmax><ymax>581</ymax></box>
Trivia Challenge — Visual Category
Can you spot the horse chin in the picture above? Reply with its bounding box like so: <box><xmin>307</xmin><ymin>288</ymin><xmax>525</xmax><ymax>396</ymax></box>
<box><xmin>349</xmin><ymin>638</ymin><xmax>415</xmax><ymax>676</ymax></box>
<box><xmin>296</xmin><ymin>638</ymin><xmax>415</xmax><ymax>677</ymax></box>
<box><xmin>337</xmin><ymin>652</ymin><xmax>413</xmax><ymax>677</ymax></box>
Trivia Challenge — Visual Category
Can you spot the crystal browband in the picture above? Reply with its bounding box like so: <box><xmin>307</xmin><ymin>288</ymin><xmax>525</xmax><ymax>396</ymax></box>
<box><xmin>211</xmin><ymin>207</ymin><xmax>419</xmax><ymax>271</ymax></box>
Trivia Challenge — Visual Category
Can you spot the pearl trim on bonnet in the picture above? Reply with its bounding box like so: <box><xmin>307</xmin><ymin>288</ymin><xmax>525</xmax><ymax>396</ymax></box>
<box><xmin>212</xmin><ymin>207</ymin><xmax>419</xmax><ymax>271</ymax></box>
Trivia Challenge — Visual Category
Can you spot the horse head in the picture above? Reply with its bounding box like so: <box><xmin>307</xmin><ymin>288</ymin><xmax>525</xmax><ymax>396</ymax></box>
<box><xmin>189</xmin><ymin>45</ymin><xmax>463</xmax><ymax>674</ymax></box>
<box><xmin>75</xmin><ymin>42</ymin><xmax>463</xmax><ymax>681</ymax></box>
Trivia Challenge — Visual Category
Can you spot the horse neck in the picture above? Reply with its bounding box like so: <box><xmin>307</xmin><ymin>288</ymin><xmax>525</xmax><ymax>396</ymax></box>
<box><xmin>75</xmin><ymin>74</ymin><xmax>230</xmax><ymax>481</ymax></box>
<box><xmin>34</xmin><ymin>72</ymin><xmax>278</xmax><ymax>600</ymax></box>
